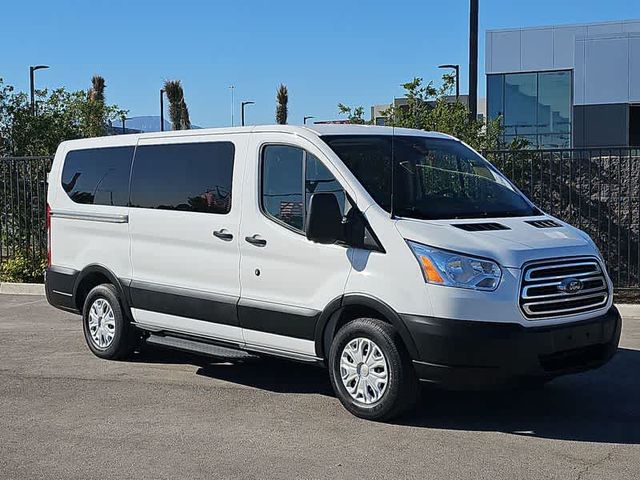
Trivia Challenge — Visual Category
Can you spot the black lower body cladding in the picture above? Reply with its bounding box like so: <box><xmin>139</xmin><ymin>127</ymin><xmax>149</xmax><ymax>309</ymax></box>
<box><xmin>404</xmin><ymin>306</ymin><xmax>621</xmax><ymax>388</ymax></box>
<box><xmin>44</xmin><ymin>266</ymin><xmax>79</xmax><ymax>313</ymax></box>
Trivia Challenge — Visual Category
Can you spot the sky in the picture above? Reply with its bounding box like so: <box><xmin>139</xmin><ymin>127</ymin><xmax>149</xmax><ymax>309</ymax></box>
<box><xmin>1</xmin><ymin>0</ymin><xmax>637</xmax><ymax>128</ymax></box>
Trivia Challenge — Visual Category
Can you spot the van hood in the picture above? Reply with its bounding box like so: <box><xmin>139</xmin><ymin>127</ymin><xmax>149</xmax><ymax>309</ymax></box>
<box><xmin>394</xmin><ymin>216</ymin><xmax>598</xmax><ymax>268</ymax></box>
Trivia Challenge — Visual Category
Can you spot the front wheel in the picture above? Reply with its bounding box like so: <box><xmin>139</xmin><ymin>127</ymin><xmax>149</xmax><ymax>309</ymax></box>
<box><xmin>328</xmin><ymin>318</ymin><xmax>418</xmax><ymax>421</ymax></box>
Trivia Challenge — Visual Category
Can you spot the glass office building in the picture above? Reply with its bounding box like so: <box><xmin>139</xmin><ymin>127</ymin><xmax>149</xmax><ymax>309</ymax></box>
<box><xmin>486</xmin><ymin>20</ymin><xmax>640</xmax><ymax>148</ymax></box>
<box><xmin>487</xmin><ymin>71</ymin><xmax>572</xmax><ymax>148</ymax></box>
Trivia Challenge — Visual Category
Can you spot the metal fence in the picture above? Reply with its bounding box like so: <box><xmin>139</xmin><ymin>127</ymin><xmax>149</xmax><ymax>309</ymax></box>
<box><xmin>0</xmin><ymin>156</ymin><xmax>52</xmax><ymax>266</ymax></box>
<box><xmin>2</xmin><ymin>149</ymin><xmax>640</xmax><ymax>291</ymax></box>
<box><xmin>484</xmin><ymin>147</ymin><xmax>640</xmax><ymax>291</ymax></box>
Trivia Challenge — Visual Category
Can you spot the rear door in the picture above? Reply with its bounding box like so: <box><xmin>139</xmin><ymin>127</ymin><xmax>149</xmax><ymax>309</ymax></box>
<box><xmin>128</xmin><ymin>134</ymin><xmax>246</xmax><ymax>344</ymax></box>
<box><xmin>238</xmin><ymin>133</ymin><xmax>355</xmax><ymax>358</ymax></box>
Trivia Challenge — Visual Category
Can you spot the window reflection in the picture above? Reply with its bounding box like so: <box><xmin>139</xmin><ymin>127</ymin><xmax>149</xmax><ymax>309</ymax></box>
<box><xmin>487</xmin><ymin>70</ymin><xmax>572</xmax><ymax>148</ymax></box>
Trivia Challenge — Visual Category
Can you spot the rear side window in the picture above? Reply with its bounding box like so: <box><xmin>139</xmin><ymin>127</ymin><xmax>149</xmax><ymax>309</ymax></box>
<box><xmin>130</xmin><ymin>142</ymin><xmax>234</xmax><ymax>214</ymax></box>
<box><xmin>61</xmin><ymin>146</ymin><xmax>134</xmax><ymax>206</ymax></box>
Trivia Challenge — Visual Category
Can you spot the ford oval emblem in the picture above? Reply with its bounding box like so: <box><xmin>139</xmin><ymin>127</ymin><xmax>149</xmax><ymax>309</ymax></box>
<box><xmin>558</xmin><ymin>278</ymin><xmax>583</xmax><ymax>294</ymax></box>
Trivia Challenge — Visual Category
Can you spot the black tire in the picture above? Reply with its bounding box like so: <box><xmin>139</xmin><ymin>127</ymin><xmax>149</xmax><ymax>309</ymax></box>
<box><xmin>82</xmin><ymin>284</ymin><xmax>136</xmax><ymax>360</ymax></box>
<box><xmin>328</xmin><ymin>318</ymin><xmax>419</xmax><ymax>421</ymax></box>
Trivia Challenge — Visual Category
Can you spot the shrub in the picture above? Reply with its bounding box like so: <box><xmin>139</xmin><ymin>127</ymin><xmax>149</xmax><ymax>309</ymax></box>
<box><xmin>0</xmin><ymin>249</ymin><xmax>46</xmax><ymax>283</ymax></box>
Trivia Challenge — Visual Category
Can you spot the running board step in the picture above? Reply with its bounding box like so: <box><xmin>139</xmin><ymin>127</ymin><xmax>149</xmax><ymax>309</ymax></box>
<box><xmin>146</xmin><ymin>334</ymin><xmax>257</xmax><ymax>360</ymax></box>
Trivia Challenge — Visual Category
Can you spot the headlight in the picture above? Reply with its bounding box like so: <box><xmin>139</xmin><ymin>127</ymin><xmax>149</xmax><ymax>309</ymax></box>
<box><xmin>406</xmin><ymin>241</ymin><xmax>502</xmax><ymax>291</ymax></box>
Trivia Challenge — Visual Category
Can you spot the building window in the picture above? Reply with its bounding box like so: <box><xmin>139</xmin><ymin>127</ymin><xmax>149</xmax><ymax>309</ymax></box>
<box><xmin>487</xmin><ymin>70</ymin><xmax>572</xmax><ymax>148</ymax></box>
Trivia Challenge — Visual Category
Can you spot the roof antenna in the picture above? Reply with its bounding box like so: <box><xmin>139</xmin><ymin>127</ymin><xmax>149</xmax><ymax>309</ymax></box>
<box><xmin>390</xmin><ymin>124</ymin><xmax>396</xmax><ymax>219</ymax></box>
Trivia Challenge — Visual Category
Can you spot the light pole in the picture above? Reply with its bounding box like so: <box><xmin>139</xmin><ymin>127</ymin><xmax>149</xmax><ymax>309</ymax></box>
<box><xmin>438</xmin><ymin>64</ymin><xmax>460</xmax><ymax>102</ymax></box>
<box><xmin>469</xmin><ymin>0</ymin><xmax>479</xmax><ymax>120</ymax></box>
<box><xmin>241</xmin><ymin>101</ymin><xmax>254</xmax><ymax>126</ymax></box>
<box><xmin>160</xmin><ymin>89</ymin><xmax>165</xmax><ymax>131</ymax></box>
<box><xmin>303</xmin><ymin>116</ymin><xmax>315</xmax><ymax>125</ymax></box>
<box><xmin>29</xmin><ymin>65</ymin><xmax>49</xmax><ymax>115</ymax></box>
<box><xmin>229</xmin><ymin>85</ymin><xmax>235</xmax><ymax>126</ymax></box>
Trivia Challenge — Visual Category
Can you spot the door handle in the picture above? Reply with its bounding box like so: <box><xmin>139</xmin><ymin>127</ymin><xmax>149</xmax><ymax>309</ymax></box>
<box><xmin>213</xmin><ymin>229</ymin><xmax>234</xmax><ymax>241</ymax></box>
<box><xmin>245</xmin><ymin>234</ymin><xmax>267</xmax><ymax>247</ymax></box>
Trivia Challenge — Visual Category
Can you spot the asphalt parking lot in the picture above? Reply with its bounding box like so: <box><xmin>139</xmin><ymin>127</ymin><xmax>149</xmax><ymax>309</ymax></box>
<box><xmin>1</xmin><ymin>295</ymin><xmax>639</xmax><ymax>480</ymax></box>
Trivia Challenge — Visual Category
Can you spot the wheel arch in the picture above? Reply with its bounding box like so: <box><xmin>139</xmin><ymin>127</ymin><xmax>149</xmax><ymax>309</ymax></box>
<box><xmin>315</xmin><ymin>294</ymin><xmax>419</xmax><ymax>362</ymax></box>
<box><xmin>73</xmin><ymin>264</ymin><xmax>132</xmax><ymax>317</ymax></box>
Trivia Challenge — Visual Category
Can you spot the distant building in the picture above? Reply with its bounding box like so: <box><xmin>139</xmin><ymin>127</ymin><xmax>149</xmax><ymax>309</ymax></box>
<box><xmin>370</xmin><ymin>95</ymin><xmax>486</xmax><ymax>127</ymax></box>
<box><xmin>109</xmin><ymin>116</ymin><xmax>202</xmax><ymax>134</ymax></box>
<box><xmin>486</xmin><ymin>19</ymin><xmax>640</xmax><ymax>148</ymax></box>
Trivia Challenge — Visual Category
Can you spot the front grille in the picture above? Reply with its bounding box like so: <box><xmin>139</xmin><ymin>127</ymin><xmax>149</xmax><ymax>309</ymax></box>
<box><xmin>520</xmin><ymin>258</ymin><xmax>609</xmax><ymax>319</ymax></box>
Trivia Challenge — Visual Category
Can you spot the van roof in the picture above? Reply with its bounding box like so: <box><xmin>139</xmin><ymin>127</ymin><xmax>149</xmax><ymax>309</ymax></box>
<box><xmin>58</xmin><ymin>124</ymin><xmax>455</xmax><ymax>150</ymax></box>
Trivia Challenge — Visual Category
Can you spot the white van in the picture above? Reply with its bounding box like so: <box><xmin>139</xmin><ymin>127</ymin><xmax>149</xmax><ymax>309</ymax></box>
<box><xmin>45</xmin><ymin>125</ymin><xmax>621</xmax><ymax>420</ymax></box>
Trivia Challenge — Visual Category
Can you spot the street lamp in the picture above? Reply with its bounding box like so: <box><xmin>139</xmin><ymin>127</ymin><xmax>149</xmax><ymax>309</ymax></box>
<box><xmin>241</xmin><ymin>101</ymin><xmax>254</xmax><ymax>126</ymax></box>
<box><xmin>303</xmin><ymin>116</ymin><xmax>315</xmax><ymax>125</ymax></box>
<box><xmin>29</xmin><ymin>65</ymin><xmax>49</xmax><ymax>115</ymax></box>
<box><xmin>438</xmin><ymin>64</ymin><xmax>460</xmax><ymax>102</ymax></box>
<box><xmin>469</xmin><ymin>0</ymin><xmax>479</xmax><ymax>120</ymax></box>
<box><xmin>229</xmin><ymin>85</ymin><xmax>235</xmax><ymax>126</ymax></box>
<box><xmin>160</xmin><ymin>89</ymin><xmax>165</xmax><ymax>131</ymax></box>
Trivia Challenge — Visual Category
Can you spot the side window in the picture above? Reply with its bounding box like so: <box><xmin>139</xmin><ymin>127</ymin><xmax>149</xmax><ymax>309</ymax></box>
<box><xmin>305</xmin><ymin>154</ymin><xmax>347</xmax><ymax>216</ymax></box>
<box><xmin>130</xmin><ymin>142</ymin><xmax>234</xmax><ymax>214</ymax></box>
<box><xmin>261</xmin><ymin>144</ymin><xmax>345</xmax><ymax>233</ymax></box>
<box><xmin>262</xmin><ymin>145</ymin><xmax>304</xmax><ymax>231</ymax></box>
<box><xmin>61</xmin><ymin>146</ymin><xmax>134</xmax><ymax>206</ymax></box>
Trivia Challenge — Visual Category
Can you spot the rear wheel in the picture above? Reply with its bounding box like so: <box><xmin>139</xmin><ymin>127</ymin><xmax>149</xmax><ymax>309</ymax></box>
<box><xmin>82</xmin><ymin>284</ymin><xmax>136</xmax><ymax>360</ymax></box>
<box><xmin>328</xmin><ymin>318</ymin><xmax>418</xmax><ymax>421</ymax></box>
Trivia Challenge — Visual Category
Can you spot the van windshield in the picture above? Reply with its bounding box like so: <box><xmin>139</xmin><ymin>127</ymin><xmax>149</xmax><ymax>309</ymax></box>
<box><xmin>322</xmin><ymin>134</ymin><xmax>540</xmax><ymax>220</ymax></box>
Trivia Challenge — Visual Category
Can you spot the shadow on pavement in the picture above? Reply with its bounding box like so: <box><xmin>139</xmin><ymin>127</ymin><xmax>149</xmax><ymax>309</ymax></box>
<box><xmin>405</xmin><ymin>347</ymin><xmax>640</xmax><ymax>444</ymax></box>
<box><xmin>134</xmin><ymin>345</ymin><xmax>639</xmax><ymax>444</ymax></box>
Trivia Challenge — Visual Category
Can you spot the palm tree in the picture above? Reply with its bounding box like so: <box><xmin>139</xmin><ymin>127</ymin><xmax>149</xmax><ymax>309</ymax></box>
<box><xmin>88</xmin><ymin>75</ymin><xmax>105</xmax><ymax>103</ymax></box>
<box><xmin>163</xmin><ymin>80</ymin><xmax>191</xmax><ymax>130</ymax></box>
<box><xmin>276</xmin><ymin>84</ymin><xmax>288</xmax><ymax>125</ymax></box>
<box><xmin>86</xmin><ymin>75</ymin><xmax>107</xmax><ymax>136</ymax></box>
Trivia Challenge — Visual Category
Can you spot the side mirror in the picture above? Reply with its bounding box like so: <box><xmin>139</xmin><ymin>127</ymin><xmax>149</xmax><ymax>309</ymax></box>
<box><xmin>306</xmin><ymin>193</ymin><xmax>343</xmax><ymax>244</ymax></box>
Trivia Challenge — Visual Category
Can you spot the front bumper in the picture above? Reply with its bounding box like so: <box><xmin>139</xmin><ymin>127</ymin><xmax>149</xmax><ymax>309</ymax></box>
<box><xmin>403</xmin><ymin>306</ymin><xmax>621</xmax><ymax>388</ymax></box>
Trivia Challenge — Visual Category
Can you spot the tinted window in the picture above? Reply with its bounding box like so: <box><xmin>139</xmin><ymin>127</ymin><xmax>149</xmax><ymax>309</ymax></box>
<box><xmin>262</xmin><ymin>145</ymin><xmax>304</xmax><ymax>231</ymax></box>
<box><xmin>305</xmin><ymin>153</ymin><xmax>347</xmax><ymax>215</ymax></box>
<box><xmin>130</xmin><ymin>142</ymin><xmax>234</xmax><ymax>214</ymax></box>
<box><xmin>323</xmin><ymin>135</ymin><xmax>540</xmax><ymax>220</ymax></box>
<box><xmin>262</xmin><ymin>145</ymin><xmax>345</xmax><ymax>232</ymax></box>
<box><xmin>61</xmin><ymin>146</ymin><xmax>134</xmax><ymax>206</ymax></box>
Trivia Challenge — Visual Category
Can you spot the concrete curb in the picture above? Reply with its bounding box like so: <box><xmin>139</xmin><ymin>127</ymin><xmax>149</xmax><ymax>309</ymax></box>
<box><xmin>0</xmin><ymin>283</ymin><xmax>46</xmax><ymax>296</ymax></box>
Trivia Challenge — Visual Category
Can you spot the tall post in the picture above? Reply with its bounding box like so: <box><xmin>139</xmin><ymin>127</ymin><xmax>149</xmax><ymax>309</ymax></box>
<box><xmin>29</xmin><ymin>65</ymin><xmax>49</xmax><ymax>115</ymax></box>
<box><xmin>30</xmin><ymin>67</ymin><xmax>35</xmax><ymax>115</ymax></box>
<box><xmin>241</xmin><ymin>101</ymin><xmax>254</xmax><ymax>126</ymax></box>
<box><xmin>468</xmin><ymin>0</ymin><xmax>479</xmax><ymax>120</ymax></box>
<box><xmin>230</xmin><ymin>85</ymin><xmax>235</xmax><ymax>126</ymax></box>
<box><xmin>160</xmin><ymin>89</ymin><xmax>165</xmax><ymax>131</ymax></box>
<box><xmin>438</xmin><ymin>64</ymin><xmax>460</xmax><ymax>102</ymax></box>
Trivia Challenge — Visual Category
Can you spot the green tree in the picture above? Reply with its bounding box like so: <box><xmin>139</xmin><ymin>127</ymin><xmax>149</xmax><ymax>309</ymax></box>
<box><xmin>0</xmin><ymin>77</ymin><xmax>125</xmax><ymax>156</ymax></box>
<box><xmin>382</xmin><ymin>74</ymin><xmax>509</xmax><ymax>151</ymax></box>
<box><xmin>276</xmin><ymin>84</ymin><xmax>288</xmax><ymax>125</ymax></box>
<box><xmin>337</xmin><ymin>103</ymin><xmax>367</xmax><ymax>124</ymax></box>
<box><xmin>163</xmin><ymin>80</ymin><xmax>191</xmax><ymax>130</ymax></box>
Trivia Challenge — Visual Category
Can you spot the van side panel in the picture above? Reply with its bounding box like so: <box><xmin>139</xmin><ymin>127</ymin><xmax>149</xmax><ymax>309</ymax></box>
<box><xmin>47</xmin><ymin>138</ymin><xmax>138</xmax><ymax>308</ymax></box>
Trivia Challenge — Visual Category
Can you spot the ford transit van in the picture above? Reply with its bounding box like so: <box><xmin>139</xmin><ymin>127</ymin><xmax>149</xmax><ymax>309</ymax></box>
<box><xmin>45</xmin><ymin>125</ymin><xmax>621</xmax><ymax>420</ymax></box>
